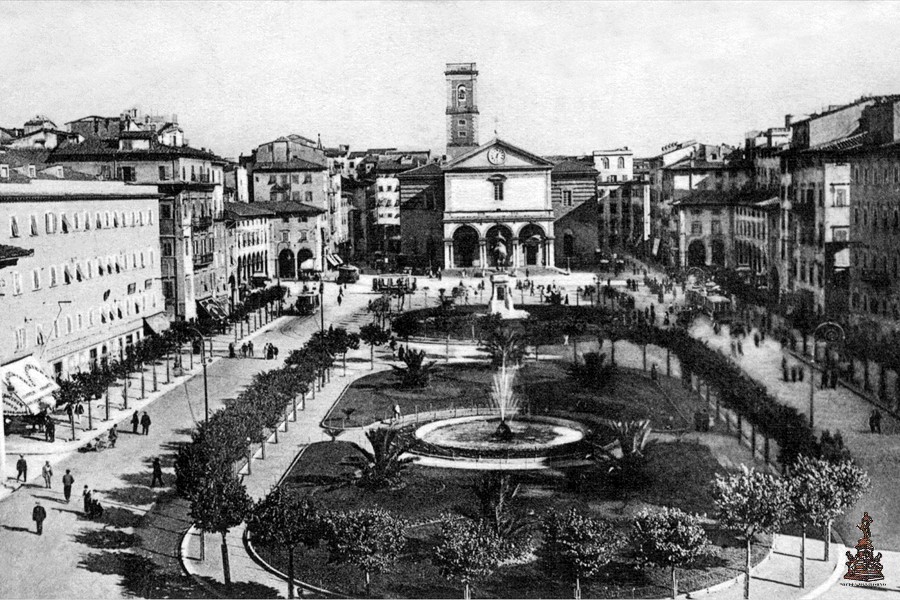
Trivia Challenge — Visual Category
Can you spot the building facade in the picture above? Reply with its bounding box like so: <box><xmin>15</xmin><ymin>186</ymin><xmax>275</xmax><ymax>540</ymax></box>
<box><xmin>0</xmin><ymin>179</ymin><xmax>164</xmax><ymax>388</ymax></box>
<box><xmin>550</xmin><ymin>159</ymin><xmax>598</xmax><ymax>269</ymax></box>
<box><xmin>224</xmin><ymin>202</ymin><xmax>274</xmax><ymax>299</ymax></box>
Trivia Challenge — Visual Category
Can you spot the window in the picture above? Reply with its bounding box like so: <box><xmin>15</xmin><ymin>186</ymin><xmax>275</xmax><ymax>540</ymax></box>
<box><xmin>158</xmin><ymin>166</ymin><xmax>168</xmax><ymax>180</ymax></box>
<box><xmin>31</xmin><ymin>269</ymin><xmax>40</xmax><ymax>290</ymax></box>
<box><xmin>711</xmin><ymin>220</ymin><xmax>722</xmax><ymax>235</ymax></box>
<box><xmin>601</xmin><ymin>157</ymin><xmax>609</xmax><ymax>169</ymax></box>
<box><xmin>9</xmin><ymin>215</ymin><xmax>20</xmax><ymax>238</ymax></box>
<box><xmin>617</xmin><ymin>157</ymin><xmax>625</xmax><ymax>169</ymax></box>
<box><xmin>291</xmin><ymin>174</ymin><xmax>300</xmax><ymax>184</ymax></box>
<box><xmin>291</xmin><ymin>191</ymin><xmax>301</xmax><ymax>202</ymax></box>
<box><xmin>12</xmin><ymin>271</ymin><xmax>21</xmax><ymax>295</ymax></box>
<box><xmin>835</xmin><ymin>189</ymin><xmax>846</xmax><ymax>206</ymax></box>
<box><xmin>127</xmin><ymin>283</ymin><xmax>136</xmax><ymax>294</ymax></box>
<box><xmin>113</xmin><ymin>212</ymin><xmax>119</xmax><ymax>228</ymax></box>
<box><xmin>0</xmin><ymin>164</ymin><xmax>7</xmax><ymax>178</ymax></box>
<box><xmin>63</xmin><ymin>265</ymin><xmax>72</xmax><ymax>284</ymax></box>
<box><xmin>281</xmin><ymin>231</ymin><xmax>289</xmax><ymax>242</ymax></box>
<box><xmin>691</xmin><ymin>221</ymin><xmax>703</xmax><ymax>235</ymax></box>
<box><xmin>562</xmin><ymin>190</ymin><xmax>573</xmax><ymax>206</ymax></box>
<box><xmin>36</xmin><ymin>325</ymin><xmax>45</xmax><ymax>345</ymax></box>
<box><xmin>304</xmin><ymin>173</ymin><xmax>312</xmax><ymax>184</ymax></box>
<box><xmin>27</xmin><ymin>165</ymin><xmax>36</xmax><ymax>178</ymax></box>
<box><xmin>61</xmin><ymin>213</ymin><xmax>70</xmax><ymax>233</ymax></box>
<box><xmin>45</xmin><ymin>213</ymin><xmax>56</xmax><ymax>234</ymax></box>
<box><xmin>458</xmin><ymin>131</ymin><xmax>467</xmax><ymax>138</ymax></box>
<box><xmin>305</xmin><ymin>191</ymin><xmax>313</xmax><ymax>203</ymax></box>
<box><xmin>457</xmin><ymin>84</ymin><xmax>467</xmax><ymax>105</ymax></box>
<box><xmin>493</xmin><ymin>180</ymin><xmax>504</xmax><ymax>201</ymax></box>
<box><xmin>29</xmin><ymin>215</ymin><xmax>38</xmax><ymax>236</ymax></box>
<box><xmin>66</xmin><ymin>316</ymin><xmax>72</xmax><ymax>335</ymax></box>
<box><xmin>15</xmin><ymin>327</ymin><xmax>26</xmax><ymax>350</ymax></box>
<box><xmin>458</xmin><ymin>119</ymin><xmax>466</xmax><ymax>126</ymax></box>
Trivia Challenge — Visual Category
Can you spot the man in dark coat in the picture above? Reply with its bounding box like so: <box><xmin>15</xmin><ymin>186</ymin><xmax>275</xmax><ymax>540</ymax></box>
<box><xmin>62</xmin><ymin>470</ymin><xmax>74</xmax><ymax>502</ymax></box>
<box><xmin>140</xmin><ymin>412</ymin><xmax>151</xmax><ymax>435</ymax></box>
<box><xmin>15</xmin><ymin>455</ymin><xmax>27</xmax><ymax>482</ymax></box>
<box><xmin>131</xmin><ymin>411</ymin><xmax>140</xmax><ymax>434</ymax></box>
<box><xmin>151</xmin><ymin>457</ymin><xmax>164</xmax><ymax>487</ymax></box>
<box><xmin>32</xmin><ymin>501</ymin><xmax>46</xmax><ymax>535</ymax></box>
<box><xmin>82</xmin><ymin>486</ymin><xmax>92</xmax><ymax>515</ymax></box>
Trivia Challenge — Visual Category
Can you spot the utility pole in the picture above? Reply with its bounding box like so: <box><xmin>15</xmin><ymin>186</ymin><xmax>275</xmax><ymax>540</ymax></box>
<box><xmin>201</xmin><ymin>336</ymin><xmax>209</xmax><ymax>425</ymax></box>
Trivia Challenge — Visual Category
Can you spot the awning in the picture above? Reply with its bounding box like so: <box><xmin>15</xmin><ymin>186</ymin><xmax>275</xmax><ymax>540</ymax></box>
<box><xmin>197</xmin><ymin>298</ymin><xmax>227</xmax><ymax>321</ymax></box>
<box><xmin>143</xmin><ymin>312</ymin><xmax>171</xmax><ymax>336</ymax></box>
<box><xmin>325</xmin><ymin>254</ymin><xmax>342</xmax><ymax>267</ymax></box>
<box><xmin>1</xmin><ymin>356</ymin><xmax>59</xmax><ymax>415</ymax></box>
<box><xmin>213</xmin><ymin>296</ymin><xmax>231</xmax><ymax>317</ymax></box>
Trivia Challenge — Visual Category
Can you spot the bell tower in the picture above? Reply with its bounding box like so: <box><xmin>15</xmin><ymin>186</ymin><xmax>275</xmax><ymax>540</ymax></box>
<box><xmin>445</xmin><ymin>62</ymin><xmax>479</xmax><ymax>160</ymax></box>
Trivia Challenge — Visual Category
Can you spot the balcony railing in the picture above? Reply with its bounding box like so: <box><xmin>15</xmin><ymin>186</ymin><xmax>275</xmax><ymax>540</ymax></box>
<box><xmin>192</xmin><ymin>216</ymin><xmax>213</xmax><ymax>230</ymax></box>
<box><xmin>193</xmin><ymin>253</ymin><xmax>214</xmax><ymax>268</ymax></box>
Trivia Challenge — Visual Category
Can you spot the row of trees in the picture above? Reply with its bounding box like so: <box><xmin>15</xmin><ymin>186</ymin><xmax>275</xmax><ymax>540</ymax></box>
<box><xmin>714</xmin><ymin>459</ymin><xmax>869</xmax><ymax>599</ymax></box>
<box><xmin>174</xmin><ymin>325</ymin><xmax>359</xmax><ymax>586</ymax></box>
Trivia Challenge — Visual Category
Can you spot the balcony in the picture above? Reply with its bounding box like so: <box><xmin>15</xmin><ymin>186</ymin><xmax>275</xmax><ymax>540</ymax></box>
<box><xmin>860</xmin><ymin>269</ymin><xmax>891</xmax><ymax>289</ymax></box>
<box><xmin>192</xmin><ymin>216</ymin><xmax>213</xmax><ymax>230</ymax></box>
<box><xmin>193</xmin><ymin>253</ymin><xmax>213</xmax><ymax>268</ymax></box>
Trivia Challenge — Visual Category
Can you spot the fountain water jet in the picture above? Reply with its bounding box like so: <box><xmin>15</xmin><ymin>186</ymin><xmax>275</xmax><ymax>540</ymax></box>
<box><xmin>491</xmin><ymin>363</ymin><xmax>519</xmax><ymax>423</ymax></box>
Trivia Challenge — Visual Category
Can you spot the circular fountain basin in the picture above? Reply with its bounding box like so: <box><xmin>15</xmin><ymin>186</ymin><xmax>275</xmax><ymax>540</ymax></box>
<box><xmin>414</xmin><ymin>415</ymin><xmax>587</xmax><ymax>453</ymax></box>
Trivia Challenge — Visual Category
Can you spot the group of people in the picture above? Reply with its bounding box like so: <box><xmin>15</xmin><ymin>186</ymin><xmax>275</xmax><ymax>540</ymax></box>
<box><xmin>228</xmin><ymin>340</ymin><xmax>255</xmax><ymax>358</ymax></box>
<box><xmin>130</xmin><ymin>411</ymin><xmax>153</xmax><ymax>435</ymax></box>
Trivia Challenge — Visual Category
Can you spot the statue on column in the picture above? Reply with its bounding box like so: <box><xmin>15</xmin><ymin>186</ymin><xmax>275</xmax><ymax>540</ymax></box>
<box><xmin>492</xmin><ymin>235</ymin><xmax>508</xmax><ymax>269</ymax></box>
<box><xmin>844</xmin><ymin>512</ymin><xmax>884</xmax><ymax>582</ymax></box>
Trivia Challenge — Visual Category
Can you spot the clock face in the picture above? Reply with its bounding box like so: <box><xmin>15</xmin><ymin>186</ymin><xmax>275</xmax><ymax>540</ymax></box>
<box><xmin>487</xmin><ymin>147</ymin><xmax>507</xmax><ymax>165</ymax></box>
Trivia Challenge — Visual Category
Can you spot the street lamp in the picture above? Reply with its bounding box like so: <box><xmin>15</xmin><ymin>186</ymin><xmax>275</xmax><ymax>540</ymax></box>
<box><xmin>809</xmin><ymin>322</ymin><xmax>845</xmax><ymax>428</ymax></box>
<box><xmin>185</xmin><ymin>325</ymin><xmax>210</xmax><ymax>425</ymax></box>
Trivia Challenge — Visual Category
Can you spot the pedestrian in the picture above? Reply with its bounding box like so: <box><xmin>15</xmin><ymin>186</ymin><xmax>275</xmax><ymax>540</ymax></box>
<box><xmin>871</xmin><ymin>409</ymin><xmax>882</xmax><ymax>434</ymax></box>
<box><xmin>650</xmin><ymin>364</ymin><xmax>658</xmax><ymax>381</ymax></box>
<box><xmin>15</xmin><ymin>455</ymin><xmax>27</xmax><ymax>482</ymax></box>
<box><xmin>248</xmin><ymin>341</ymin><xmax>254</xmax><ymax>357</ymax></box>
<box><xmin>737</xmin><ymin>340</ymin><xmax>743</xmax><ymax>356</ymax></box>
<box><xmin>753</xmin><ymin>332</ymin><xmax>760</xmax><ymax>347</ymax></box>
<box><xmin>241</xmin><ymin>343</ymin><xmax>248</xmax><ymax>358</ymax></box>
<box><xmin>74</xmin><ymin>401</ymin><xmax>85</xmax><ymax>428</ymax></box>
<box><xmin>108</xmin><ymin>424</ymin><xmax>118</xmax><ymax>448</ymax></box>
<box><xmin>140</xmin><ymin>412</ymin><xmax>151</xmax><ymax>435</ymax></box>
<box><xmin>393</xmin><ymin>403</ymin><xmax>402</xmax><ymax>422</ymax></box>
<box><xmin>32</xmin><ymin>501</ymin><xmax>46</xmax><ymax>535</ymax></box>
<box><xmin>228</xmin><ymin>342</ymin><xmax>236</xmax><ymax>358</ymax></box>
<box><xmin>151</xmin><ymin>457</ymin><xmax>164</xmax><ymax>487</ymax></box>
<box><xmin>41</xmin><ymin>461</ymin><xmax>52</xmax><ymax>489</ymax></box>
<box><xmin>83</xmin><ymin>486</ymin><xmax>92</xmax><ymax>515</ymax></box>
<box><xmin>131</xmin><ymin>411</ymin><xmax>140</xmax><ymax>434</ymax></box>
<box><xmin>273</xmin><ymin>345</ymin><xmax>279</xmax><ymax>360</ymax></box>
<box><xmin>798</xmin><ymin>367</ymin><xmax>805</xmax><ymax>382</ymax></box>
<box><xmin>62</xmin><ymin>470</ymin><xmax>74</xmax><ymax>502</ymax></box>
<box><xmin>337</xmin><ymin>294</ymin><xmax>343</xmax><ymax>307</ymax></box>
<box><xmin>46</xmin><ymin>419</ymin><xmax>55</xmax><ymax>443</ymax></box>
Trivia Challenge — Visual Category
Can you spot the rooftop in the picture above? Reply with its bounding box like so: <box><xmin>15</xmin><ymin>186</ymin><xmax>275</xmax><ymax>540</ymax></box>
<box><xmin>251</xmin><ymin>158</ymin><xmax>327</xmax><ymax>172</ymax></box>
<box><xmin>551</xmin><ymin>159</ymin><xmax>598</xmax><ymax>176</ymax></box>
<box><xmin>673</xmin><ymin>187</ymin><xmax>779</xmax><ymax>208</ymax></box>
<box><xmin>50</xmin><ymin>137</ymin><xmax>226</xmax><ymax>163</ymax></box>
<box><xmin>253</xmin><ymin>200</ymin><xmax>325</xmax><ymax>216</ymax></box>
<box><xmin>224</xmin><ymin>201</ymin><xmax>276</xmax><ymax>218</ymax></box>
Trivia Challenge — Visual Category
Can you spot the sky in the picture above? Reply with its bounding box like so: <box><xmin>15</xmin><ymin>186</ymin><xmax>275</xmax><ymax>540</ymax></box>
<box><xmin>2</xmin><ymin>1</ymin><xmax>900</xmax><ymax>160</ymax></box>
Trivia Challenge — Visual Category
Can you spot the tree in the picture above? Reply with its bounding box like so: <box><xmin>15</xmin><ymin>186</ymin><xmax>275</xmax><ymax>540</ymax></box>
<box><xmin>713</xmin><ymin>466</ymin><xmax>789</xmax><ymax>599</ymax></box>
<box><xmin>391</xmin><ymin>313</ymin><xmax>420</xmax><ymax>350</ymax></box>
<box><xmin>189</xmin><ymin>474</ymin><xmax>252</xmax><ymax>586</ymax></box>
<box><xmin>789</xmin><ymin>456</ymin><xmax>869</xmax><ymax>569</ymax></box>
<box><xmin>391</xmin><ymin>348</ymin><xmax>436</xmax><ymax>389</ymax></box>
<box><xmin>469</xmin><ymin>472</ymin><xmax>530</xmax><ymax>545</ymax></box>
<box><xmin>359</xmin><ymin>322</ymin><xmax>390</xmax><ymax>370</ymax></box>
<box><xmin>322</xmin><ymin>508</ymin><xmax>407</xmax><ymax>597</ymax></box>
<box><xmin>348</xmin><ymin>427</ymin><xmax>414</xmax><ymax>490</ymax></box>
<box><xmin>247</xmin><ymin>488</ymin><xmax>321</xmax><ymax>599</ymax></box>
<box><xmin>569</xmin><ymin>352</ymin><xmax>614</xmax><ymax>391</ymax></box>
<box><xmin>480</xmin><ymin>326</ymin><xmax>526</xmax><ymax>367</ymax></box>
<box><xmin>432</xmin><ymin>517</ymin><xmax>505</xmax><ymax>600</ymax></box>
<box><xmin>539</xmin><ymin>507</ymin><xmax>621</xmax><ymax>599</ymax></box>
<box><xmin>523</xmin><ymin>316</ymin><xmax>557</xmax><ymax>361</ymax></box>
<box><xmin>633</xmin><ymin>507</ymin><xmax>710</xmax><ymax>599</ymax></box>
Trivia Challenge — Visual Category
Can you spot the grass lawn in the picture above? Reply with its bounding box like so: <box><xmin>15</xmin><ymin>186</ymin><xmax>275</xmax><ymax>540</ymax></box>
<box><xmin>328</xmin><ymin>360</ymin><xmax>695</xmax><ymax>430</ymax></box>
<box><xmin>254</xmin><ymin>440</ymin><xmax>770</xmax><ymax>599</ymax></box>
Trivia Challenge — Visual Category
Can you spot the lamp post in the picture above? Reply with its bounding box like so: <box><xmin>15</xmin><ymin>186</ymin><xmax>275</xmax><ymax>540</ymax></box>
<box><xmin>186</xmin><ymin>326</ymin><xmax>210</xmax><ymax>425</ymax></box>
<box><xmin>320</xmin><ymin>228</ymin><xmax>326</xmax><ymax>334</ymax></box>
<box><xmin>809</xmin><ymin>322</ymin><xmax>845</xmax><ymax>428</ymax></box>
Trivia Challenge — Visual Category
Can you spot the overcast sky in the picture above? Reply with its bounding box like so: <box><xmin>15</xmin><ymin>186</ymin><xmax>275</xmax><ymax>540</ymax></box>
<box><xmin>2</xmin><ymin>1</ymin><xmax>899</xmax><ymax>160</ymax></box>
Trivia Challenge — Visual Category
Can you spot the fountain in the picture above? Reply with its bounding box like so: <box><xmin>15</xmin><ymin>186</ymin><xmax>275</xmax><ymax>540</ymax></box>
<box><xmin>411</xmin><ymin>363</ymin><xmax>590</xmax><ymax>468</ymax></box>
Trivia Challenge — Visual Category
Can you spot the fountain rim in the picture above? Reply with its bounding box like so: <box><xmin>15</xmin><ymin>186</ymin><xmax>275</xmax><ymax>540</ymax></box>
<box><xmin>413</xmin><ymin>414</ymin><xmax>589</xmax><ymax>452</ymax></box>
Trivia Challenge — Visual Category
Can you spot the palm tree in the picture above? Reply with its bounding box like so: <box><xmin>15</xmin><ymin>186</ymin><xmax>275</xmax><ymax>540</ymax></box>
<box><xmin>391</xmin><ymin>349</ymin><xmax>436</xmax><ymax>388</ymax></box>
<box><xmin>348</xmin><ymin>427</ymin><xmax>413</xmax><ymax>490</ymax></box>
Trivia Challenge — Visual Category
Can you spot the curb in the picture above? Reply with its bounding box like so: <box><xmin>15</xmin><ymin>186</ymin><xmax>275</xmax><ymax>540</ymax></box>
<box><xmin>686</xmin><ymin>537</ymin><xmax>777</xmax><ymax>598</ymax></box>
<box><xmin>800</xmin><ymin>528</ymin><xmax>849</xmax><ymax>600</ymax></box>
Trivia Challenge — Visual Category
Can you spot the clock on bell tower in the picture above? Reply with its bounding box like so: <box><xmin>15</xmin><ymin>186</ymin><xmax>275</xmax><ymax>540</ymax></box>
<box><xmin>445</xmin><ymin>62</ymin><xmax>479</xmax><ymax>160</ymax></box>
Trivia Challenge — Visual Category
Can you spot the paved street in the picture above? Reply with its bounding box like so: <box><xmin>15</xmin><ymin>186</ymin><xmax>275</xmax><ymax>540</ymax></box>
<box><xmin>0</xmin><ymin>278</ymin><xmax>376</xmax><ymax>599</ymax></box>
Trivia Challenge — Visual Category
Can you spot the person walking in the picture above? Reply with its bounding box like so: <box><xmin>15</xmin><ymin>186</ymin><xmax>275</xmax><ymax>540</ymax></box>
<box><xmin>871</xmin><ymin>408</ymin><xmax>883</xmax><ymax>434</ymax></box>
<box><xmin>15</xmin><ymin>455</ymin><xmax>27</xmax><ymax>482</ymax></box>
<box><xmin>62</xmin><ymin>470</ymin><xmax>74</xmax><ymax>502</ymax></box>
<box><xmin>337</xmin><ymin>294</ymin><xmax>343</xmax><ymax>307</ymax></box>
<box><xmin>150</xmin><ymin>457</ymin><xmax>164</xmax><ymax>488</ymax></box>
<box><xmin>46</xmin><ymin>419</ymin><xmax>55</xmax><ymax>443</ymax></box>
<box><xmin>140</xmin><ymin>412</ymin><xmax>151</xmax><ymax>435</ymax></box>
<box><xmin>108</xmin><ymin>424</ymin><xmax>118</xmax><ymax>448</ymax></box>
<box><xmin>41</xmin><ymin>461</ymin><xmax>52</xmax><ymax>489</ymax></box>
<box><xmin>74</xmin><ymin>401</ymin><xmax>85</xmax><ymax>429</ymax></box>
<box><xmin>248</xmin><ymin>341</ymin><xmax>254</xmax><ymax>357</ymax></box>
<box><xmin>131</xmin><ymin>411</ymin><xmax>140</xmax><ymax>434</ymax></box>
<box><xmin>32</xmin><ymin>501</ymin><xmax>46</xmax><ymax>535</ymax></box>
<box><xmin>82</xmin><ymin>486</ymin><xmax>92</xmax><ymax>515</ymax></box>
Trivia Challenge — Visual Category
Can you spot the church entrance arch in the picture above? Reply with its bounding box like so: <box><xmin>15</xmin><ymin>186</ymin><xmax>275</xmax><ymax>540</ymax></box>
<box><xmin>687</xmin><ymin>240</ymin><xmax>706</xmax><ymax>267</ymax></box>
<box><xmin>297</xmin><ymin>248</ymin><xmax>315</xmax><ymax>271</ymax></box>
<box><xmin>519</xmin><ymin>224</ymin><xmax>545</xmax><ymax>266</ymax></box>
<box><xmin>278</xmin><ymin>249</ymin><xmax>296</xmax><ymax>279</ymax></box>
<box><xmin>486</xmin><ymin>224</ymin><xmax>514</xmax><ymax>268</ymax></box>
<box><xmin>452</xmin><ymin>225</ymin><xmax>479</xmax><ymax>268</ymax></box>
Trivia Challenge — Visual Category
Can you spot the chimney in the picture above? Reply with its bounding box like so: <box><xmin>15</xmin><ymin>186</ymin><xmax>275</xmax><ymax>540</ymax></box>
<box><xmin>784</xmin><ymin>114</ymin><xmax>794</xmax><ymax>128</ymax></box>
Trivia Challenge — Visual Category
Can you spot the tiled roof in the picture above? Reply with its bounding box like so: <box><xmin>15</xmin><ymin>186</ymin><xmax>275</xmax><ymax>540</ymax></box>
<box><xmin>665</xmin><ymin>158</ymin><xmax>729</xmax><ymax>171</ymax></box>
<box><xmin>50</xmin><ymin>137</ymin><xmax>226</xmax><ymax>163</ymax></box>
<box><xmin>251</xmin><ymin>159</ymin><xmax>327</xmax><ymax>172</ymax></box>
<box><xmin>253</xmin><ymin>200</ymin><xmax>325</xmax><ymax>216</ymax></box>
<box><xmin>0</xmin><ymin>148</ymin><xmax>52</xmax><ymax>167</ymax></box>
<box><xmin>224</xmin><ymin>202</ymin><xmax>276</xmax><ymax>218</ymax></box>
<box><xmin>397</xmin><ymin>162</ymin><xmax>443</xmax><ymax>179</ymax></box>
<box><xmin>808</xmin><ymin>132</ymin><xmax>867</xmax><ymax>152</ymax></box>
<box><xmin>0</xmin><ymin>244</ymin><xmax>34</xmax><ymax>264</ymax></box>
<box><xmin>551</xmin><ymin>159</ymin><xmax>598</xmax><ymax>176</ymax></box>
<box><xmin>674</xmin><ymin>187</ymin><xmax>778</xmax><ymax>208</ymax></box>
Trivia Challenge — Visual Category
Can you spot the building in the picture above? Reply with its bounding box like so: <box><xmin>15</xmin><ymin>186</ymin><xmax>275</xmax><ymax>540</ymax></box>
<box><xmin>550</xmin><ymin>159</ymin><xmax>598</xmax><ymax>269</ymax></box>
<box><xmin>224</xmin><ymin>162</ymin><xmax>249</xmax><ymax>203</ymax></box>
<box><xmin>0</xmin><ymin>177</ymin><xmax>165</xmax><ymax>388</ymax></box>
<box><xmin>445</xmin><ymin>63</ymin><xmax>479</xmax><ymax>160</ymax></box>
<box><xmin>398</xmin><ymin>162</ymin><xmax>445</xmax><ymax>270</ymax></box>
<box><xmin>49</xmin><ymin>133</ymin><xmax>229</xmax><ymax>321</ymax></box>
<box><xmin>443</xmin><ymin>138</ymin><xmax>555</xmax><ymax>269</ymax></box>
<box><xmin>256</xmin><ymin>201</ymin><xmax>328</xmax><ymax>279</ymax></box>
<box><xmin>245</xmin><ymin>135</ymin><xmax>346</xmax><ymax>262</ymax></box>
<box><xmin>593</xmin><ymin>148</ymin><xmax>651</xmax><ymax>259</ymax></box>
<box><xmin>4</xmin><ymin>115</ymin><xmax>82</xmax><ymax>150</ymax></box>
<box><xmin>224</xmin><ymin>202</ymin><xmax>274</xmax><ymax>300</ymax></box>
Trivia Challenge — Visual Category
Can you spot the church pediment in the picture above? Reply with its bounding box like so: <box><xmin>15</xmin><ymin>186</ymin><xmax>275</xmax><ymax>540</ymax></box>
<box><xmin>445</xmin><ymin>138</ymin><xmax>552</xmax><ymax>171</ymax></box>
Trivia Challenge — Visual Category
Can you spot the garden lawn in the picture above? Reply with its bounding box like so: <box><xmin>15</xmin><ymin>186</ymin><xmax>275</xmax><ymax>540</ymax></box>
<box><xmin>254</xmin><ymin>440</ymin><xmax>770</xmax><ymax>599</ymax></box>
<box><xmin>328</xmin><ymin>360</ymin><xmax>695</xmax><ymax>430</ymax></box>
